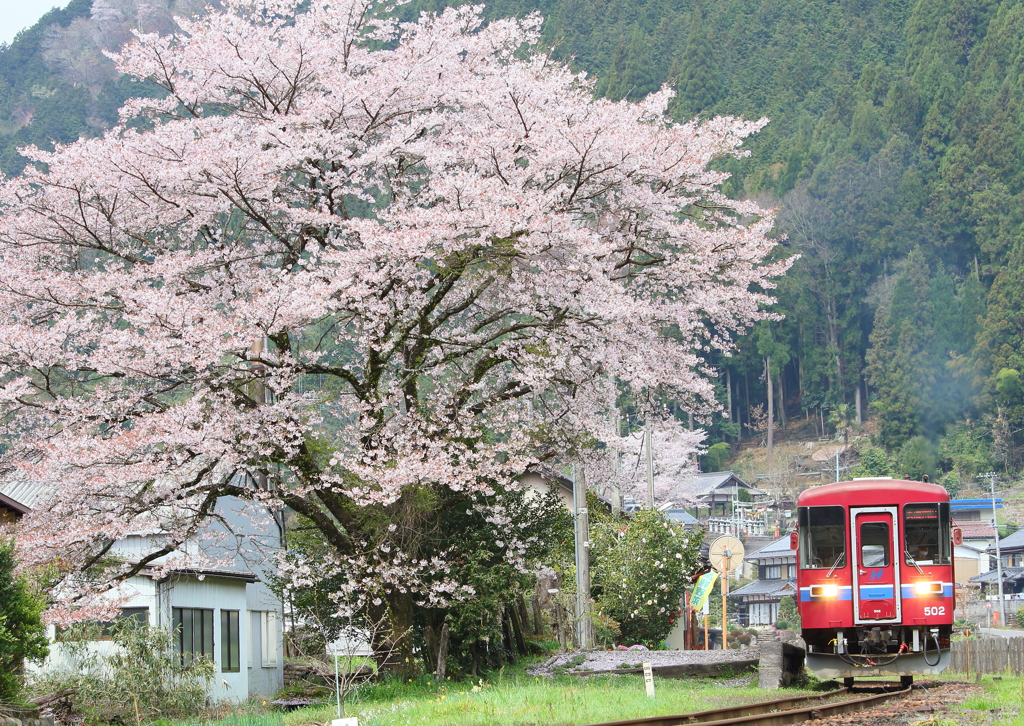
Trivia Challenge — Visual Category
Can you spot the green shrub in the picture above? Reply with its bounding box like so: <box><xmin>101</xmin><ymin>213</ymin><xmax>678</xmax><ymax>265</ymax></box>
<box><xmin>590</xmin><ymin>509</ymin><xmax>703</xmax><ymax>646</ymax></box>
<box><xmin>1015</xmin><ymin>606</ymin><xmax>1024</xmax><ymax>628</ymax></box>
<box><xmin>775</xmin><ymin>620</ymin><xmax>790</xmax><ymax>631</ymax></box>
<box><xmin>0</xmin><ymin>539</ymin><xmax>48</xmax><ymax>702</ymax></box>
<box><xmin>777</xmin><ymin>596</ymin><xmax>801</xmax><ymax>630</ymax></box>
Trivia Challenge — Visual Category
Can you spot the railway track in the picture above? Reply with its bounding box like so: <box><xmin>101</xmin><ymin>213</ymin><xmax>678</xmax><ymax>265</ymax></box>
<box><xmin>580</xmin><ymin>683</ymin><xmax>911</xmax><ymax>726</ymax></box>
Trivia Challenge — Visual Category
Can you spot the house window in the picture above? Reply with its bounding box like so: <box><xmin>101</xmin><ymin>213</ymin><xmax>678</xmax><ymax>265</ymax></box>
<box><xmin>56</xmin><ymin>607</ymin><xmax>149</xmax><ymax>642</ymax></box>
<box><xmin>221</xmin><ymin>610</ymin><xmax>240</xmax><ymax>673</ymax></box>
<box><xmin>173</xmin><ymin>608</ymin><xmax>214</xmax><ymax>665</ymax></box>
<box><xmin>260</xmin><ymin>611</ymin><xmax>279</xmax><ymax>667</ymax></box>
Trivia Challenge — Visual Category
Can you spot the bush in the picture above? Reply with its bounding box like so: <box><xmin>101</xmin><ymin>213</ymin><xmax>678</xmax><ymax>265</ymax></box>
<box><xmin>777</xmin><ymin>596</ymin><xmax>801</xmax><ymax>630</ymax></box>
<box><xmin>31</xmin><ymin>620</ymin><xmax>213</xmax><ymax>726</ymax></box>
<box><xmin>1015</xmin><ymin>606</ymin><xmax>1024</xmax><ymax>629</ymax></box>
<box><xmin>590</xmin><ymin>509</ymin><xmax>704</xmax><ymax>647</ymax></box>
<box><xmin>0</xmin><ymin>539</ymin><xmax>48</xmax><ymax>702</ymax></box>
<box><xmin>775</xmin><ymin>620</ymin><xmax>790</xmax><ymax>631</ymax></box>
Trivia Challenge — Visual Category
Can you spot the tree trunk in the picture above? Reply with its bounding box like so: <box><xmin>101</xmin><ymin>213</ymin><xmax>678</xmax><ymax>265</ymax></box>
<box><xmin>726</xmin><ymin>368</ymin><xmax>733</xmax><ymax>439</ymax></box>
<box><xmin>371</xmin><ymin>591</ymin><xmax>415</xmax><ymax>676</ymax></box>
<box><xmin>777</xmin><ymin>368</ymin><xmax>787</xmax><ymax>430</ymax></box>
<box><xmin>502</xmin><ymin>610</ymin><xmax>518</xmax><ymax>663</ymax></box>
<box><xmin>517</xmin><ymin>598</ymin><xmax>532</xmax><ymax>640</ymax></box>
<box><xmin>435</xmin><ymin>618</ymin><xmax>450</xmax><ymax>680</ymax></box>
<box><xmin>531</xmin><ymin>594</ymin><xmax>544</xmax><ymax>636</ymax></box>
<box><xmin>744</xmin><ymin>373</ymin><xmax>751</xmax><ymax>440</ymax></box>
<box><xmin>509</xmin><ymin>604</ymin><xmax>529</xmax><ymax>656</ymax></box>
<box><xmin>766</xmin><ymin>357</ymin><xmax>774</xmax><ymax>453</ymax></box>
<box><xmin>424</xmin><ymin>623</ymin><xmax>438</xmax><ymax>672</ymax></box>
<box><xmin>855</xmin><ymin>383</ymin><xmax>863</xmax><ymax>425</ymax></box>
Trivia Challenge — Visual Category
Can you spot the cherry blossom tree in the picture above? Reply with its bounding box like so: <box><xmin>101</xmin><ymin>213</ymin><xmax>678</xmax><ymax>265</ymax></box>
<box><xmin>0</xmin><ymin>0</ymin><xmax>788</xmax><ymax>666</ymax></box>
<box><xmin>581</xmin><ymin>415</ymin><xmax>706</xmax><ymax>505</ymax></box>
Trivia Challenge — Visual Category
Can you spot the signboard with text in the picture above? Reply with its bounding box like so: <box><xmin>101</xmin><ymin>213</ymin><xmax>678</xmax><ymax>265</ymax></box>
<box><xmin>690</xmin><ymin>571</ymin><xmax>719</xmax><ymax>612</ymax></box>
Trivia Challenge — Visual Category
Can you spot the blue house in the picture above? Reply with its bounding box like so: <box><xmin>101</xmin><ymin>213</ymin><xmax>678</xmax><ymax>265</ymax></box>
<box><xmin>0</xmin><ymin>478</ymin><xmax>285</xmax><ymax>702</ymax></box>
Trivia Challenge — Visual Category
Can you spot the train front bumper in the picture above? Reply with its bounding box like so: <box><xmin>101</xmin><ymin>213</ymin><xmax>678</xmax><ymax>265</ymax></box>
<box><xmin>805</xmin><ymin>649</ymin><xmax>951</xmax><ymax>678</ymax></box>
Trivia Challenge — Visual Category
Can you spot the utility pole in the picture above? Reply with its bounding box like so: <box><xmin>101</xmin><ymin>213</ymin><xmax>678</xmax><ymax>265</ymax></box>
<box><xmin>573</xmin><ymin>465</ymin><xmax>594</xmax><ymax>648</ymax></box>
<box><xmin>645</xmin><ymin>424</ymin><xmax>655</xmax><ymax>508</ymax></box>
<box><xmin>980</xmin><ymin>472</ymin><xmax>1005</xmax><ymax>626</ymax></box>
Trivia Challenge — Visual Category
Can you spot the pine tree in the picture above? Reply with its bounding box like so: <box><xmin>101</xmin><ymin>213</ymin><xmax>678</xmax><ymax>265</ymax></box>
<box><xmin>672</xmin><ymin>8</ymin><xmax>722</xmax><ymax>118</ymax></box>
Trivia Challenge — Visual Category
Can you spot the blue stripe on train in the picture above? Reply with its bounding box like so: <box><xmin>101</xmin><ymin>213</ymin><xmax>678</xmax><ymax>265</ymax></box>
<box><xmin>858</xmin><ymin>585</ymin><xmax>895</xmax><ymax>599</ymax></box>
<box><xmin>900</xmin><ymin>583</ymin><xmax>954</xmax><ymax>599</ymax></box>
<box><xmin>799</xmin><ymin>586</ymin><xmax>853</xmax><ymax>602</ymax></box>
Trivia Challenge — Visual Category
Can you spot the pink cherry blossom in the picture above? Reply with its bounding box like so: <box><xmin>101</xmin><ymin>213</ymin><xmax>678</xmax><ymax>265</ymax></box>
<box><xmin>0</xmin><ymin>0</ymin><xmax>789</xmax><ymax>625</ymax></box>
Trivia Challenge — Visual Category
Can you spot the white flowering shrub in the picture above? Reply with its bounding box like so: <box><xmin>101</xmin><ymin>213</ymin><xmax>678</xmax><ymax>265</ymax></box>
<box><xmin>589</xmin><ymin>504</ymin><xmax>703</xmax><ymax>647</ymax></box>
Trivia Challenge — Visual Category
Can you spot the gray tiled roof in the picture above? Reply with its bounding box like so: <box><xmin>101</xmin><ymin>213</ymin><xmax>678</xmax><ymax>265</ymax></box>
<box><xmin>668</xmin><ymin>471</ymin><xmax>757</xmax><ymax>503</ymax></box>
<box><xmin>970</xmin><ymin>567</ymin><xmax>1024</xmax><ymax>584</ymax></box>
<box><xmin>730</xmin><ymin>578</ymin><xmax>797</xmax><ymax>598</ymax></box>
<box><xmin>665</xmin><ymin>509</ymin><xmax>699</xmax><ymax>525</ymax></box>
<box><xmin>746</xmin><ymin>535</ymin><xmax>793</xmax><ymax>560</ymax></box>
<box><xmin>992</xmin><ymin>528</ymin><xmax>1024</xmax><ymax>552</ymax></box>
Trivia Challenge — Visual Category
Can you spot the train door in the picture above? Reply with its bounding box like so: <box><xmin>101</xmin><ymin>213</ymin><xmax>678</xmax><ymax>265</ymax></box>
<box><xmin>850</xmin><ymin>507</ymin><xmax>901</xmax><ymax>623</ymax></box>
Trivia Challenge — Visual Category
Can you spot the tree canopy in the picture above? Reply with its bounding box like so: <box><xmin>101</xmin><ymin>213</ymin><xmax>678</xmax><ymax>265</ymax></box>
<box><xmin>0</xmin><ymin>0</ymin><xmax>785</xmax><ymax>663</ymax></box>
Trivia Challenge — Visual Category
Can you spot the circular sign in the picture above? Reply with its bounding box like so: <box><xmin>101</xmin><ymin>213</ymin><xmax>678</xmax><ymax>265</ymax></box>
<box><xmin>709</xmin><ymin>535</ymin><xmax>745</xmax><ymax>573</ymax></box>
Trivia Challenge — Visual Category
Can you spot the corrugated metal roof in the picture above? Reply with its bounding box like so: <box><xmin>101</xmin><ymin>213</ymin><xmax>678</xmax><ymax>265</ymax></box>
<box><xmin>0</xmin><ymin>476</ymin><xmax>50</xmax><ymax>511</ymax></box>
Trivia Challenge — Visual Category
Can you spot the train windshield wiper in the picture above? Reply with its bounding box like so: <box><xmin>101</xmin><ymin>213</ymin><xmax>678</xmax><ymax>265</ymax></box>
<box><xmin>905</xmin><ymin>549</ymin><xmax>925</xmax><ymax>574</ymax></box>
<box><xmin>826</xmin><ymin>551</ymin><xmax>845</xmax><ymax>578</ymax></box>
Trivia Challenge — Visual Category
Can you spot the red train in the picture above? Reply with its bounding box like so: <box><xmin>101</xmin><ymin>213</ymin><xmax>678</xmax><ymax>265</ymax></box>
<box><xmin>795</xmin><ymin>478</ymin><xmax>959</xmax><ymax>686</ymax></box>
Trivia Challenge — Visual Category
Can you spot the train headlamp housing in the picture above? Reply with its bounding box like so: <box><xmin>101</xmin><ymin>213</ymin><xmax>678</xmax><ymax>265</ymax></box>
<box><xmin>809</xmin><ymin>583</ymin><xmax>839</xmax><ymax>598</ymax></box>
<box><xmin>915</xmin><ymin>581</ymin><xmax>943</xmax><ymax>595</ymax></box>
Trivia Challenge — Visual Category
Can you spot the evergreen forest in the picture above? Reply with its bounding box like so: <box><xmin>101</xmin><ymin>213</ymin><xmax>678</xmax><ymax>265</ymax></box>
<box><xmin>4</xmin><ymin>0</ymin><xmax>1024</xmax><ymax>486</ymax></box>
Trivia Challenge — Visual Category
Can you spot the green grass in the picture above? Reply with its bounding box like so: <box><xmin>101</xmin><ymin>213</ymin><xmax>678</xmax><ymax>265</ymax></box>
<box><xmin>281</xmin><ymin>665</ymin><xmax>821</xmax><ymax>726</ymax></box>
<box><xmin>955</xmin><ymin>674</ymin><xmax>1024</xmax><ymax>725</ymax></box>
<box><xmin>173</xmin><ymin>713</ymin><xmax>286</xmax><ymax>726</ymax></box>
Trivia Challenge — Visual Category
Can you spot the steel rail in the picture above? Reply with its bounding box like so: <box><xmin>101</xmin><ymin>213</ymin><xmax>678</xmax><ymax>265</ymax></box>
<box><xmin>579</xmin><ymin>685</ymin><xmax>911</xmax><ymax>726</ymax></box>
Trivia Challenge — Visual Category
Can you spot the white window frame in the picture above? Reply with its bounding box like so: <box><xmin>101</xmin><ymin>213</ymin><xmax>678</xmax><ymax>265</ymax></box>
<box><xmin>260</xmin><ymin>610</ymin><xmax>279</xmax><ymax>667</ymax></box>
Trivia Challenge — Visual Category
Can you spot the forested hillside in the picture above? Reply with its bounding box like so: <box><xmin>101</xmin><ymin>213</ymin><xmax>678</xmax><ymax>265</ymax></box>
<box><xmin>3</xmin><ymin>0</ymin><xmax>1024</xmax><ymax>485</ymax></box>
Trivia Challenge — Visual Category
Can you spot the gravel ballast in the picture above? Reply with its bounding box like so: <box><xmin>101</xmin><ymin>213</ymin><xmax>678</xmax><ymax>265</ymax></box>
<box><xmin>529</xmin><ymin>647</ymin><xmax>761</xmax><ymax>677</ymax></box>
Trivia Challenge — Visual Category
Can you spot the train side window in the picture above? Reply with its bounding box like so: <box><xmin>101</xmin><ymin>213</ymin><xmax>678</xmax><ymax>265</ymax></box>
<box><xmin>904</xmin><ymin>503</ymin><xmax>951</xmax><ymax>565</ymax></box>
<box><xmin>798</xmin><ymin>505</ymin><xmax>846</xmax><ymax>569</ymax></box>
<box><xmin>860</xmin><ymin>522</ymin><xmax>890</xmax><ymax>567</ymax></box>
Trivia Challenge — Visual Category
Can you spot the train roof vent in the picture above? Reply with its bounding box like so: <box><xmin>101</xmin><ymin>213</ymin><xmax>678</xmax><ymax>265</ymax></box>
<box><xmin>851</xmin><ymin>477</ymin><xmax>894</xmax><ymax>480</ymax></box>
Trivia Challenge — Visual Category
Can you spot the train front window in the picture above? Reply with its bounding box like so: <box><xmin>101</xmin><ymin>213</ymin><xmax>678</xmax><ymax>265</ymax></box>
<box><xmin>798</xmin><ymin>505</ymin><xmax>846</xmax><ymax>570</ymax></box>
<box><xmin>904</xmin><ymin>503</ymin><xmax>951</xmax><ymax>565</ymax></box>
<box><xmin>859</xmin><ymin>522</ymin><xmax>890</xmax><ymax>567</ymax></box>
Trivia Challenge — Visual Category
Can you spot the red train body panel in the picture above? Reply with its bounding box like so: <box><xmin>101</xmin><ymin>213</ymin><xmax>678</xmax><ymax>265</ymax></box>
<box><xmin>796</xmin><ymin>479</ymin><xmax>955</xmax><ymax>683</ymax></box>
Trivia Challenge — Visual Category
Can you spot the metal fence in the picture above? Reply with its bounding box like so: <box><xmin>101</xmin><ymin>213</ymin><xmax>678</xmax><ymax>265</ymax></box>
<box><xmin>949</xmin><ymin>637</ymin><xmax>1024</xmax><ymax>675</ymax></box>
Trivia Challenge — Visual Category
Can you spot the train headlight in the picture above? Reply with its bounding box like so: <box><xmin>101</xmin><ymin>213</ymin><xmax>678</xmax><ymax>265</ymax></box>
<box><xmin>810</xmin><ymin>583</ymin><xmax>839</xmax><ymax>598</ymax></box>
<box><xmin>915</xmin><ymin>581</ymin><xmax>943</xmax><ymax>595</ymax></box>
